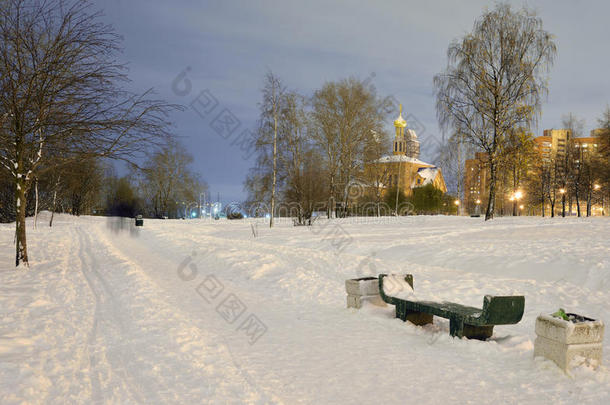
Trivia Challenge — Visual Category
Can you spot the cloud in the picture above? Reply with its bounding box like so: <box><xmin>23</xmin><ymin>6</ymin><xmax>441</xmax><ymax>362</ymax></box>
<box><xmin>98</xmin><ymin>0</ymin><xmax>610</xmax><ymax>202</ymax></box>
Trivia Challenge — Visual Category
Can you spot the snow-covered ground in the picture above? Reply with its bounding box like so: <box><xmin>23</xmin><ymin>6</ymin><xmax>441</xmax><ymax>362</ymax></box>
<box><xmin>1</xmin><ymin>213</ymin><xmax>609</xmax><ymax>404</ymax></box>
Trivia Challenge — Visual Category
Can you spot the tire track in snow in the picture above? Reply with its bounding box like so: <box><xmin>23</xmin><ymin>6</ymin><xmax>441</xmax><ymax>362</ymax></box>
<box><xmin>76</xmin><ymin>226</ymin><xmax>157</xmax><ymax>404</ymax></box>
<box><xmin>85</xmin><ymin>221</ymin><xmax>278</xmax><ymax>403</ymax></box>
<box><xmin>90</xmin><ymin>223</ymin><xmax>289</xmax><ymax>403</ymax></box>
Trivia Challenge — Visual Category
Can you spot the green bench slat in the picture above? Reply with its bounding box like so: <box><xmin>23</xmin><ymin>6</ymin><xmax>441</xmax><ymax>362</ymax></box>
<box><xmin>378</xmin><ymin>274</ymin><xmax>525</xmax><ymax>339</ymax></box>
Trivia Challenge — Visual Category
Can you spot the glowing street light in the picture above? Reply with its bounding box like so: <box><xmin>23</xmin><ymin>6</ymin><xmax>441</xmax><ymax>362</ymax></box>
<box><xmin>593</xmin><ymin>184</ymin><xmax>603</xmax><ymax>216</ymax></box>
<box><xmin>510</xmin><ymin>190</ymin><xmax>524</xmax><ymax>216</ymax></box>
<box><xmin>558</xmin><ymin>188</ymin><xmax>567</xmax><ymax>217</ymax></box>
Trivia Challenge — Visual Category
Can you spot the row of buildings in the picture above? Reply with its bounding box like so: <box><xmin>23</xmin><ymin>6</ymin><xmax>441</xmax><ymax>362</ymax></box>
<box><xmin>464</xmin><ymin>128</ymin><xmax>607</xmax><ymax>215</ymax></box>
<box><xmin>356</xmin><ymin>103</ymin><xmax>605</xmax><ymax>217</ymax></box>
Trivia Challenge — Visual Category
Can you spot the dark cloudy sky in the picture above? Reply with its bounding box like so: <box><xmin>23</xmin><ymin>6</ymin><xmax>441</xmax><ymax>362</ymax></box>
<box><xmin>98</xmin><ymin>0</ymin><xmax>610</xmax><ymax>203</ymax></box>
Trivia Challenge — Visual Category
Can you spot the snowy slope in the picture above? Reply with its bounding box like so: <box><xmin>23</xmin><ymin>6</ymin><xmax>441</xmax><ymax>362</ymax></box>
<box><xmin>1</xmin><ymin>213</ymin><xmax>609</xmax><ymax>404</ymax></box>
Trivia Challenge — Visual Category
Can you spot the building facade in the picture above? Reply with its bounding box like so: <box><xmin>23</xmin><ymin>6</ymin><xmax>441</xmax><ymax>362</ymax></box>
<box><xmin>463</xmin><ymin>128</ymin><xmax>605</xmax><ymax>215</ymax></box>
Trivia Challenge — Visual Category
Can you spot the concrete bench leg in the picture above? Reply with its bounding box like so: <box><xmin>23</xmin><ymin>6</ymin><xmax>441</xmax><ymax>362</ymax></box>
<box><xmin>450</xmin><ymin>318</ymin><xmax>493</xmax><ymax>340</ymax></box>
<box><xmin>450</xmin><ymin>318</ymin><xmax>464</xmax><ymax>338</ymax></box>
<box><xmin>395</xmin><ymin>303</ymin><xmax>433</xmax><ymax>326</ymax></box>
<box><xmin>463</xmin><ymin>324</ymin><xmax>494</xmax><ymax>340</ymax></box>
<box><xmin>406</xmin><ymin>312</ymin><xmax>434</xmax><ymax>326</ymax></box>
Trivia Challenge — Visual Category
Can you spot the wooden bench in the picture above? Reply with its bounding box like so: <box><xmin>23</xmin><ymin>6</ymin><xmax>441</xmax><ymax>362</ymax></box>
<box><xmin>378</xmin><ymin>274</ymin><xmax>525</xmax><ymax>340</ymax></box>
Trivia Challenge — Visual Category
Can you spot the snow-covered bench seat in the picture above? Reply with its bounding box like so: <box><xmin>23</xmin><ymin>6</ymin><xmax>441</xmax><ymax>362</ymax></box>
<box><xmin>378</xmin><ymin>274</ymin><xmax>525</xmax><ymax>340</ymax></box>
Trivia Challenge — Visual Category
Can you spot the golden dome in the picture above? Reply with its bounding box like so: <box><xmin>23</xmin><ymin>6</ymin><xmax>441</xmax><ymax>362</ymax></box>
<box><xmin>394</xmin><ymin>104</ymin><xmax>407</xmax><ymax>128</ymax></box>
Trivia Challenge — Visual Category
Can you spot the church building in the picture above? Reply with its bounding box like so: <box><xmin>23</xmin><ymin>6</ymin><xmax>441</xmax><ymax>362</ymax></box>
<box><xmin>364</xmin><ymin>105</ymin><xmax>447</xmax><ymax>197</ymax></box>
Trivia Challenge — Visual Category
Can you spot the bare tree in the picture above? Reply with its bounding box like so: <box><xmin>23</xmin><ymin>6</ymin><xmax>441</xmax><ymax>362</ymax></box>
<box><xmin>255</xmin><ymin>71</ymin><xmax>285</xmax><ymax>227</ymax></box>
<box><xmin>596</xmin><ymin>107</ymin><xmax>610</xmax><ymax>213</ymax></box>
<box><xmin>598</xmin><ymin>106</ymin><xmax>610</xmax><ymax>181</ymax></box>
<box><xmin>527</xmin><ymin>158</ymin><xmax>547</xmax><ymax>216</ymax></box>
<box><xmin>310</xmin><ymin>78</ymin><xmax>389</xmax><ymax>217</ymax></box>
<box><xmin>363</xmin><ymin>129</ymin><xmax>390</xmax><ymax>217</ymax></box>
<box><xmin>558</xmin><ymin>114</ymin><xmax>584</xmax><ymax>216</ymax></box>
<box><xmin>138</xmin><ymin>141</ymin><xmax>205</xmax><ymax>219</ymax></box>
<box><xmin>500</xmin><ymin>128</ymin><xmax>535</xmax><ymax>216</ymax></box>
<box><xmin>0</xmin><ymin>0</ymin><xmax>178</xmax><ymax>266</ymax></box>
<box><xmin>547</xmin><ymin>157</ymin><xmax>563</xmax><ymax>217</ymax></box>
<box><xmin>277</xmin><ymin>91</ymin><xmax>311</xmax><ymax>223</ymax></box>
<box><xmin>436</xmin><ymin>131</ymin><xmax>474</xmax><ymax>213</ymax></box>
<box><xmin>434</xmin><ymin>3</ymin><xmax>556</xmax><ymax>220</ymax></box>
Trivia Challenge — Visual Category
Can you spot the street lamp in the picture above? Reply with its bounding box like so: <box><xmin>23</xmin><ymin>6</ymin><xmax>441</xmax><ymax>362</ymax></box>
<box><xmin>559</xmin><ymin>188</ymin><xmax>566</xmax><ymax>217</ymax></box>
<box><xmin>593</xmin><ymin>184</ymin><xmax>603</xmax><ymax>216</ymax></box>
<box><xmin>510</xmin><ymin>190</ymin><xmax>524</xmax><ymax>216</ymax></box>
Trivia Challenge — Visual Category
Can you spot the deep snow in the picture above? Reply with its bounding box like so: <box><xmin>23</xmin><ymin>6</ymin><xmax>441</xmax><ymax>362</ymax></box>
<box><xmin>1</xmin><ymin>213</ymin><xmax>609</xmax><ymax>404</ymax></box>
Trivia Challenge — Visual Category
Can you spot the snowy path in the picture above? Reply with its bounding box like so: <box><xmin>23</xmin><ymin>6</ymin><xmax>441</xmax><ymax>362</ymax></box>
<box><xmin>1</xmin><ymin>214</ymin><xmax>609</xmax><ymax>403</ymax></box>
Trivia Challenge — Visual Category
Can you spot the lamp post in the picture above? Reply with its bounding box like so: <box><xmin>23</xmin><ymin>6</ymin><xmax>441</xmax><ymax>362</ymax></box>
<box><xmin>454</xmin><ymin>199</ymin><xmax>460</xmax><ymax>216</ymax></box>
<box><xmin>559</xmin><ymin>188</ymin><xmax>566</xmax><ymax>217</ymax></box>
<box><xmin>593</xmin><ymin>184</ymin><xmax>603</xmax><ymax>216</ymax></box>
<box><xmin>511</xmin><ymin>190</ymin><xmax>523</xmax><ymax>216</ymax></box>
<box><xmin>475</xmin><ymin>199</ymin><xmax>481</xmax><ymax>216</ymax></box>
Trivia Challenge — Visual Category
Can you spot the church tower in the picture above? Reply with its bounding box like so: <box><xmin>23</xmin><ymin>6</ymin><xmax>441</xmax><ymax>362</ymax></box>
<box><xmin>392</xmin><ymin>104</ymin><xmax>420</xmax><ymax>159</ymax></box>
<box><xmin>392</xmin><ymin>104</ymin><xmax>407</xmax><ymax>155</ymax></box>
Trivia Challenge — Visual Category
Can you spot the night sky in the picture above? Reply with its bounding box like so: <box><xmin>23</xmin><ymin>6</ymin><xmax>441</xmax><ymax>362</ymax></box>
<box><xmin>98</xmin><ymin>0</ymin><xmax>610</xmax><ymax>203</ymax></box>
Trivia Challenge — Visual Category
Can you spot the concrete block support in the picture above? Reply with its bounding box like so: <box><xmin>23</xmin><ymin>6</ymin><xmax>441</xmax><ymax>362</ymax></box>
<box><xmin>345</xmin><ymin>277</ymin><xmax>386</xmax><ymax>309</ymax></box>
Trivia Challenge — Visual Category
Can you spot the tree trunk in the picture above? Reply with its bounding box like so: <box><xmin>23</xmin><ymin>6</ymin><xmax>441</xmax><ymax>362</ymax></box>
<box><xmin>484</xmin><ymin>161</ymin><xmax>496</xmax><ymax>220</ymax></box>
<box><xmin>328</xmin><ymin>175</ymin><xmax>335</xmax><ymax>219</ymax></box>
<box><xmin>15</xmin><ymin>178</ymin><xmax>28</xmax><ymax>267</ymax></box>
<box><xmin>49</xmin><ymin>176</ymin><xmax>60</xmax><ymax>227</ymax></box>
<box><xmin>575</xmin><ymin>188</ymin><xmax>581</xmax><ymax>217</ymax></box>
<box><xmin>561</xmin><ymin>193</ymin><xmax>566</xmax><ymax>217</ymax></box>
<box><xmin>540</xmin><ymin>181</ymin><xmax>545</xmax><ymax>217</ymax></box>
<box><xmin>34</xmin><ymin>178</ymin><xmax>39</xmax><ymax>229</ymax></box>
<box><xmin>270</xmin><ymin>107</ymin><xmax>277</xmax><ymax>228</ymax></box>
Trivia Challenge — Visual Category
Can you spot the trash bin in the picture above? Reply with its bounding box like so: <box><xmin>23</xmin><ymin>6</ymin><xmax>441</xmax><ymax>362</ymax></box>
<box><xmin>135</xmin><ymin>215</ymin><xmax>144</xmax><ymax>227</ymax></box>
